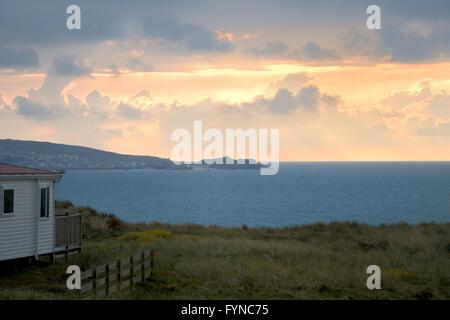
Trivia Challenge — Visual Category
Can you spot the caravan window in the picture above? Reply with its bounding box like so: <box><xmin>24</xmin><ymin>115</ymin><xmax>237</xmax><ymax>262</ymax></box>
<box><xmin>3</xmin><ymin>189</ymin><xmax>14</xmax><ymax>214</ymax></box>
<box><xmin>40</xmin><ymin>187</ymin><xmax>50</xmax><ymax>218</ymax></box>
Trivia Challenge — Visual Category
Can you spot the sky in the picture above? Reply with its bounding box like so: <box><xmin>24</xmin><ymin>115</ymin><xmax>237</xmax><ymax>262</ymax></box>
<box><xmin>1</xmin><ymin>0</ymin><xmax>450</xmax><ymax>161</ymax></box>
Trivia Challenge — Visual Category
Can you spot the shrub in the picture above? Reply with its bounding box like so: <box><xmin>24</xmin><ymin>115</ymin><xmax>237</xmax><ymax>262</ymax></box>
<box><xmin>107</xmin><ymin>216</ymin><xmax>127</xmax><ymax>231</ymax></box>
<box><xmin>120</xmin><ymin>229</ymin><xmax>172</xmax><ymax>243</ymax></box>
<box><xmin>55</xmin><ymin>200</ymin><xmax>74</xmax><ymax>209</ymax></box>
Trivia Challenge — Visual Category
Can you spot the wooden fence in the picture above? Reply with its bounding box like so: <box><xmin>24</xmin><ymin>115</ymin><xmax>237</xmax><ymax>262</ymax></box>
<box><xmin>80</xmin><ymin>249</ymin><xmax>154</xmax><ymax>298</ymax></box>
<box><xmin>55</xmin><ymin>212</ymin><xmax>82</xmax><ymax>258</ymax></box>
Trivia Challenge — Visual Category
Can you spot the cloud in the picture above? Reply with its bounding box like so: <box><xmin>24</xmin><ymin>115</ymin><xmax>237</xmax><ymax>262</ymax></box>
<box><xmin>0</xmin><ymin>0</ymin><xmax>449</xmax><ymax>68</ymax></box>
<box><xmin>66</xmin><ymin>94</ymin><xmax>88</xmax><ymax>115</ymax></box>
<box><xmin>13</xmin><ymin>96</ymin><xmax>60</xmax><ymax>120</ymax></box>
<box><xmin>116</xmin><ymin>102</ymin><xmax>144</xmax><ymax>120</ymax></box>
<box><xmin>127</xmin><ymin>90</ymin><xmax>153</xmax><ymax>105</ymax></box>
<box><xmin>0</xmin><ymin>46</ymin><xmax>39</xmax><ymax>70</ymax></box>
<box><xmin>267</xmin><ymin>72</ymin><xmax>313</xmax><ymax>95</ymax></box>
<box><xmin>409</xmin><ymin>117</ymin><xmax>450</xmax><ymax>137</ymax></box>
<box><xmin>250</xmin><ymin>41</ymin><xmax>339</xmax><ymax>62</ymax></box>
<box><xmin>142</xmin><ymin>16</ymin><xmax>233</xmax><ymax>52</ymax></box>
<box><xmin>377</xmin><ymin>0</ymin><xmax>450</xmax><ymax>20</ymax></box>
<box><xmin>426</xmin><ymin>94</ymin><xmax>450</xmax><ymax>120</ymax></box>
<box><xmin>5</xmin><ymin>64</ymin><xmax>450</xmax><ymax>160</ymax></box>
<box><xmin>299</xmin><ymin>42</ymin><xmax>339</xmax><ymax>61</ymax></box>
<box><xmin>1</xmin><ymin>0</ymin><xmax>449</xmax><ymax>72</ymax></box>
<box><xmin>341</xmin><ymin>21</ymin><xmax>450</xmax><ymax>63</ymax></box>
<box><xmin>0</xmin><ymin>94</ymin><xmax>10</xmax><ymax>112</ymax></box>
<box><xmin>370</xmin><ymin>80</ymin><xmax>450</xmax><ymax>138</ymax></box>
<box><xmin>25</xmin><ymin>55</ymin><xmax>89</xmax><ymax>107</ymax></box>
<box><xmin>248</xmin><ymin>41</ymin><xmax>290</xmax><ymax>56</ymax></box>
<box><xmin>86</xmin><ymin>90</ymin><xmax>114</xmax><ymax>115</ymax></box>
<box><xmin>379</xmin><ymin>23</ymin><xmax>450</xmax><ymax>62</ymax></box>
<box><xmin>50</xmin><ymin>55</ymin><xmax>89</xmax><ymax>76</ymax></box>
<box><xmin>296</xmin><ymin>85</ymin><xmax>320</xmax><ymax>110</ymax></box>
<box><xmin>10</xmin><ymin>54</ymin><xmax>92</xmax><ymax>122</ymax></box>
<box><xmin>0</xmin><ymin>1</ymin><xmax>127</xmax><ymax>46</ymax></box>
<box><xmin>340</xmin><ymin>29</ymin><xmax>382</xmax><ymax>60</ymax></box>
<box><xmin>241</xmin><ymin>84</ymin><xmax>338</xmax><ymax>114</ymax></box>
<box><xmin>262</xmin><ymin>89</ymin><xmax>299</xmax><ymax>113</ymax></box>
<box><xmin>379</xmin><ymin>80</ymin><xmax>433</xmax><ymax>110</ymax></box>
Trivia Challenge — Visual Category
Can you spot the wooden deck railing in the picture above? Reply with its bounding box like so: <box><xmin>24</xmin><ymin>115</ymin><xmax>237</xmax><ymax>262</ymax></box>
<box><xmin>55</xmin><ymin>212</ymin><xmax>82</xmax><ymax>257</ymax></box>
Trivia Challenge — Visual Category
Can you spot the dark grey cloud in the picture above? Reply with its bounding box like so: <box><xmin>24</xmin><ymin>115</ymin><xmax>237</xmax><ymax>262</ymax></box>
<box><xmin>0</xmin><ymin>1</ymin><xmax>232</xmax><ymax>53</ymax></box>
<box><xmin>0</xmin><ymin>46</ymin><xmax>39</xmax><ymax>69</ymax></box>
<box><xmin>50</xmin><ymin>54</ymin><xmax>89</xmax><ymax>76</ymax></box>
<box><xmin>0</xmin><ymin>0</ymin><xmax>127</xmax><ymax>46</ymax></box>
<box><xmin>250</xmin><ymin>41</ymin><xmax>338</xmax><ymax>61</ymax></box>
<box><xmin>142</xmin><ymin>16</ymin><xmax>232</xmax><ymax>52</ymax></box>
<box><xmin>379</xmin><ymin>24</ymin><xmax>450</xmax><ymax>62</ymax></box>
<box><xmin>248</xmin><ymin>41</ymin><xmax>289</xmax><ymax>56</ymax></box>
<box><xmin>337</xmin><ymin>0</ymin><xmax>450</xmax><ymax>63</ymax></box>
<box><xmin>1</xmin><ymin>0</ymin><xmax>449</xmax><ymax>65</ymax></box>
<box><xmin>376</xmin><ymin>0</ymin><xmax>450</xmax><ymax>20</ymax></box>
<box><xmin>342</xmin><ymin>22</ymin><xmax>450</xmax><ymax>63</ymax></box>
<box><xmin>341</xmin><ymin>29</ymin><xmax>379</xmax><ymax>57</ymax></box>
<box><xmin>300</xmin><ymin>42</ymin><xmax>338</xmax><ymax>61</ymax></box>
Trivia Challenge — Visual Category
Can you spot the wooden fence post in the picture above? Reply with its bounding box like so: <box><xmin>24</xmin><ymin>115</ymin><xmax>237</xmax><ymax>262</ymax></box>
<box><xmin>78</xmin><ymin>214</ymin><xmax>82</xmax><ymax>251</ymax></box>
<box><xmin>92</xmin><ymin>267</ymin><xmax>97</xmax><ymax>299</ymax></box>
<box><xmin>130</xmin><ymin>256</ymin><xmax>134</xmax><ymax>287</ymax></box>
<box><xmin>118</xmin><ymin>258</ymin><xmax>122</xmax><ymax>290</ymax></box>
<box><xmin>141</xmin><ymin>251</ymin><xmax>145</xmax><ymax>283</ymax></box>
<box><xmin>65</xmin><ymin>212</ymin><xmax>70</xmax><ymax>261</ymax></box>
<box><xmin>78</xmin><ymin>250</ymin><xmax>154</xmax><ymax>299</ymax></box>
<box><xmin>78</xmin><ymin>278</ymin><xmax>82</xmax><ymax>300</ymax></box>
<box><xmin>150</xmin><ymin>250</ymin><xmax>154</xmax><ymax>277</ymax></box>
<box><xmin>105</xmin><ymin>262</ymin><xmax>110</xmax><ymax>296</ymax></box>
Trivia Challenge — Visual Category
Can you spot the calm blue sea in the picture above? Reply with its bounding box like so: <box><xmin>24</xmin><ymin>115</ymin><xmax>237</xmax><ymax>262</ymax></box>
<box><xmin>55</xmin><ymin>162</ymin><xmax>450</xmax><ymax>227</ymax></box>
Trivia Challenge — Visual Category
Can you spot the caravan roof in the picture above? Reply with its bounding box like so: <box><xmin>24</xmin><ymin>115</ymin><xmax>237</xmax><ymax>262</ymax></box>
<box><xmin>0</xmin><ymin>163</ymin><xmax>61</xmax><ymax>175</ymax></box>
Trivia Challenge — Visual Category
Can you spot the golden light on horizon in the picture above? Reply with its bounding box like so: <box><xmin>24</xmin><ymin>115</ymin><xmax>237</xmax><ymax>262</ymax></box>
<box><xmin>2</xmin><ymin>59</ymin><xmax>450</xmax><ymax>161</ymax></box>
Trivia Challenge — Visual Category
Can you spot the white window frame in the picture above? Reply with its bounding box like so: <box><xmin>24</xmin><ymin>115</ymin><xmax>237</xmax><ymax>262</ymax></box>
<box><xmin>0</xmin><ymin>185</ymin><xmax>15</xmax><ymax>216</ymax></box>
<box><xmin>39</xmin><ymin>185</ymin><xmax>51</xmax><ymax>220</ymax></box>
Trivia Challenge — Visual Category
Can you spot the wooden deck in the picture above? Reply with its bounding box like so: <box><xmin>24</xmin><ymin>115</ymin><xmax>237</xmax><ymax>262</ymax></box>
<box><xmin>55</xmin><ymin>212</ymin><xmax>82</xmax><ymax>260</ymax></box>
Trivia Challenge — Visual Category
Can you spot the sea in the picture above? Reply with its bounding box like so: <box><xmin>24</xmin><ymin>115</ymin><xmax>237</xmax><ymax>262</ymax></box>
<box><xmin>55</xmin><ymin>162</ymin><xmax>450</xmax><ymax>227</ymax></box>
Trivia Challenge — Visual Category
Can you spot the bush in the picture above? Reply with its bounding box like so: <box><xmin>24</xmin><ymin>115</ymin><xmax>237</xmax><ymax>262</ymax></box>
<box><xmin>55</xmin><ymin>200</ymin><xmax>74</xmax><ymax>209</ymax></box>
<box><xmin>120</xmin><ymin>229</ymin><xmax>172</xmax><ymax>243</ymax></box>
<box><xmin>107</xmin><ymin>216</ymin><xmax>127</xmax><ymax>231</ymax></box>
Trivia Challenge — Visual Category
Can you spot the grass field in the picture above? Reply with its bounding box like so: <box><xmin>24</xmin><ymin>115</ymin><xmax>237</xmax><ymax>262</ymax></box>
<box><xmin>0</xmin><ymin>201</ymin><xmax>449</xmax><ymax>300</ymax></box>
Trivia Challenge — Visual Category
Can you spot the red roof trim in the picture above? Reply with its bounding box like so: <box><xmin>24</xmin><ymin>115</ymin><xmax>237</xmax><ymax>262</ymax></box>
<box><xmin>0</xmin><ymin>163</ymin><xmax>62</xmax><ymax>175</ymax></box>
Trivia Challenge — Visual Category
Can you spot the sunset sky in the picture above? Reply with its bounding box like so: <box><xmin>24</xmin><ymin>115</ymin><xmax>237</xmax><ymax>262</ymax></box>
<box><xmin>1</xmin><ymin>0</ymin><xmax>450</xmax><ymax>160</ymax></box>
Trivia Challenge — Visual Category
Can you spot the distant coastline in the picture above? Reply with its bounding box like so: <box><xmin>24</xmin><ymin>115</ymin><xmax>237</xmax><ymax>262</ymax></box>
<box><xmin>0</xmin><ymin>139</ymin><xmax>264</xmax><ymax>171</ymax></box>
